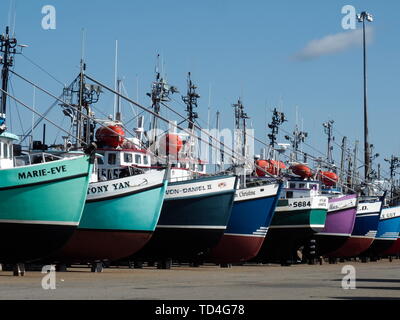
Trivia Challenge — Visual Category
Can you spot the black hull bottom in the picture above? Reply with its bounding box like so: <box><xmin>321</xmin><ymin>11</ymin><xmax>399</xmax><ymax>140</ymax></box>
<box><xmin>252</xmin><ymin>228</ymin><xmax>315</xmax><ymax>264</ymax></box>
<box><xmin>0</xmin><ymin>223</ymin><xmax>76</xmax><ymax>263</ymax></box>
<box><xmin>360</xmin><ymin>239</ymin><xmax>396</xmax><ymax>258</ymax></box>
<box><xmin>131</xmin><ymin>228</ymin><xmax>225</xmax><ymax>261</ymax></box>
<box><xmin>314</xmin><ymin>234</ymin><xmax>350</xmax><ymax>256</ymax></box>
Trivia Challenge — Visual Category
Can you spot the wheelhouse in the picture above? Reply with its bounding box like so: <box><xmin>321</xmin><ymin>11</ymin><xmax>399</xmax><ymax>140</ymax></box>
<box><xmin>97</xmin><ymin>148</ymin><xmax>151</xmax><ymax>180</ymax></box>
<box><xmin>280</xmin><ymin>179</ymin><xmax>322</xmax><ymax>199</ymax></box>
<box><xmin>0</xmin><ymin>132</ymin><xmax>18</xmax><ymax>169</ymax></box>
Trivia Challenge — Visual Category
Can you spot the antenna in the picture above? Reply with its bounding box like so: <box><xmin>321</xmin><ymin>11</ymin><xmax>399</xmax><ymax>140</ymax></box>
<box><xmin>0</xmin><ymin>26</ymin><xmax>19</xmax><ymax>133</ymax></box>
<box><xmin>81</xmin><ymin>28</ymin><xmax>86</xmax><ymax>65</ymax></box>
<box><xmin>323</xmin><ymin>119</ymin><xmax>335</xmax><ymax>166</ymax></box>
<box><xmin>182</xmin><ymin>72</ymin><xmax>200</xmax><ymax>167</ymax></box>
<box><xmin>31</xmin><ymin>86</ymin><xmax>35</xmax><ymax>149</ymax></box>
<box><xmin>113</xmin><ymin>39</ymin><xmax>118</xmax><ymax>120</ymax></box>
<box><xmin>267</xmin><ymin>108</ymin><xmax>287</xmax><ymax>159</ymax></box>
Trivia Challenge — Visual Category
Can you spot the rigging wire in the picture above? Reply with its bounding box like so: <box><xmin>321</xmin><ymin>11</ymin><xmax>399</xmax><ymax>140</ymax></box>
<box><xmin>20</xmin><ymin>53</ymin><xmax>66</xmax><ymax>87</ymax></box>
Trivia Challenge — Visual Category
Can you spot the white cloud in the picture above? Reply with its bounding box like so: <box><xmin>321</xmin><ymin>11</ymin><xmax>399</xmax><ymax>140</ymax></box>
<box><xmin>293</xmin><ymin>27</ymin><xmax>374</xmax><ymax>61</ymax></box>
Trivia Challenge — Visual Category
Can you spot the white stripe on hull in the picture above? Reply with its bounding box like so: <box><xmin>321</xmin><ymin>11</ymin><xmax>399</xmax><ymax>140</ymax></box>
<box><xmin>87</xmin><ymin>170</ymin><xmax>165</xmax><ymax>201</ymax></box>
<box><xmin>234</xmin><ymin>184</ymin><xmax>280</xmax><ymax>202</ymax></box>
<box><xmin>224</xmin><ymin>233</ymin><xmax>266</xmax><ymax>238</ymax></box>
<box><xmin>380</xmin><ymin>206</ymin><xmax>400</xmax><ymax>220</ymax></box>
<box><xmin>269</xmin><ymin>224</ymin><xmax>325</xmax><ymax>229</ymax></box>
<box><xmin>316</xmin><ymin>232</ymin><xmax>351</xmax><ymax>237</ymax></box>
<box><xmin>165</xmin><ymin>176</ymin><xmax>236</xmax><ymax>200</ymax></box>
<box><xmin>156</xmin><ymin>225</ymin><xmax>226</xmax><ymax>230</ymax></box>
<box><xmin>0</xmin><ymin>219</ymin><xmax>78</xmax><ymax>226</ymax></box>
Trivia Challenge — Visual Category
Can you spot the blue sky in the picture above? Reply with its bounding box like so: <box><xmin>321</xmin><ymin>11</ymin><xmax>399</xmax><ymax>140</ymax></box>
<box><xmin>2</xmin><ymin>0</ymin><xmax>400</xmax><ymax>178</ymax></box>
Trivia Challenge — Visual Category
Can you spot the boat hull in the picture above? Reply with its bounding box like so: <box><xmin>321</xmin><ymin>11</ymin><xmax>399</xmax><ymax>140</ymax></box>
<box><xmin>382</xmin><ymin>238</ymin><xmax>400</xmax><ymax>256</ymax></box>
<box><xmin>315</xmin><ymin>194</ymin><xmax>357</xmax><ymax>255</ymax></box>
<box><xmin>361</xmin><ymin>207</ymin><xmax>400</xmax><ymax>257</ymax></box>
<box><xmin>0</xmin><ymin>155</ymin><xmax>92</xmax><ymax>263</ymax></box>
<box><xmin>132</xmin><ymin>175</ymin><xmax>237</xmax><ymax>261</ymax></box>
<box><xmin>254</xmin><ymin>196</ymin><xmax>328</xmax><ymax>263</ymax></box>
<box><xmin>326</xmin><ymin>198</ymin><xmax>382</xmax><ymax>258</ymax></box>
<box><xmin>208</xmin><ymin>183</ymin><xmax>282</xmax><ymax>263</ymax></box>
<box><xmin>52</xmin><ymin>170</ymin><xmax>167</xmax><ymax>262</ymax></box>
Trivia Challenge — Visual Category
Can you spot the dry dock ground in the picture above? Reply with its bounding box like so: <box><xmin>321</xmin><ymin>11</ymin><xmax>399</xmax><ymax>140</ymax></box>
<box><xmin>0</xmin><ymin>259</ymin><xmax>399</xmax><ymax>300</ymax></box>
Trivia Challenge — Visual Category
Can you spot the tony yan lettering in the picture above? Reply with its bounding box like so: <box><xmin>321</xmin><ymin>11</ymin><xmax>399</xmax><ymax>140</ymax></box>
<box><xmin>88</xmin><ymin>181</ymin><xmax>130</xmax><ymax>195</ymax></box>
<box><xmin>18</xmin><ymin>165</ymin><xmax>67</xmax><ymax>180</ymax></box>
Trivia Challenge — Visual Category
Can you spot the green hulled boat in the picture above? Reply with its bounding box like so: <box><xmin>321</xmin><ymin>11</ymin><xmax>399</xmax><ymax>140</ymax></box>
<box><xmin>0</xmin><ymin>138</ymin><xmax>94</xmax><ymax>262</ymax></box>
<box><xmin>254</xmin><ymin>179</ymin><xmax>328</xmax><ymax>264</ymax></box>
<box><xmin>0</xmin><ymin>27</ymin><xmax>94</xmax><ymax>264</ymax></box>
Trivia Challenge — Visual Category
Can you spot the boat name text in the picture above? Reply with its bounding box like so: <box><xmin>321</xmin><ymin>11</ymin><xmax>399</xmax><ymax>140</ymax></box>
<box><xmin>18</xmin><ymin>165</ymin><xmax>67</xmax><ymax>180</ymax></box>
<box><xmin>166</xmin><ymin>184</ymin><xmax>212</xmax><ymax>195</ymax></box>
<box><xmin>87</xmin><ymin>181</ymin><xmax>130</xmax><ymax>195</ymax></box>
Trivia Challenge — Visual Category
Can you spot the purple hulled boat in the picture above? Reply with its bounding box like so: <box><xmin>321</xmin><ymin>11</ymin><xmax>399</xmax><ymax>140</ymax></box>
<box><xmin>314</xmin><ymin>192</ymin><xmax>358</xmax><ymax>256</ymax></box>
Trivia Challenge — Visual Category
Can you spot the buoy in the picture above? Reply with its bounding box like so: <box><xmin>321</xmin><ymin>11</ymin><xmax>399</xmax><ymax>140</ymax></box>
<box><xmin>159</xmin><ymin>133</ymin><xmax>183</xmax><ymax>156</ymax></box>
<box><xmin>320</xmin><ymin>171</ymin><xmax>338</xmax><ymax>187</ymax></box>
<box><xmin>290</xmin><ymin>164</ymin><xmax>313</xmax><ymax>179</ymax></box>
<box><xmin>256</xmin><ymin>159</ymin><xmax>286</xmax><ymax>176</ymax></box>
<box><xmin>95</xmin><ymin>125</ymin><xmax>125</xmax><ymax>148</ymax></box>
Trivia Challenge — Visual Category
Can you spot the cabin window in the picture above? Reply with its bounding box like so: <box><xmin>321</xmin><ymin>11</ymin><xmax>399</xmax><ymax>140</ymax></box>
<box><xmin>289</xmin><ymin>183</ymin><xmax>296</xmax><ymax>189</ymax></box>
<box><xmin>9</xmin><ymin>144</ymin><xmax>12</xmax><ymax>159</ymax></box>
<box><xmin>135</xmin><ymin>154</ymin><xmax>141</xmax><ymax>164</ymax></box>
<box><xmin>198</xmin><ymin>164</ymin><xmax>204</xmax><ymax>172</ymax></box>
<box><xmin>299</xmin><ymin>183</ymin><xmax>305</xmax><ymax>189</ymax></box>
<box><xmin>124</xmin><ymin>153</ymin><xmax>133</xmax><ymax>163</ymax></box>
<box><xmin>143</xmin><ymin>156</ymin><xmax>149</xmax><ymax>165</ymax></box>
<box><xmin>286</xmin><ymin>191</ymin><xmax>294</xmax><ymax>199</ymax></box>
<box><xmin>108</xmin><ymin>153</ymin><xmax>116</xmax><ymax>165</ymax></box>
<box><xmin>97</xmin><ymin>157</ymin><xmax>104</xmax><ymax>165</ymax></box>
<box><xmin>3</xmin><ymin>143</ymin><xmax>8</xmax><ymax>159</ymax></box>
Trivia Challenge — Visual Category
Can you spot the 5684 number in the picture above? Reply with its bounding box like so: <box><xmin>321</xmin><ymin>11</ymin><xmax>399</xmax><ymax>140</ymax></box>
<box><xmin>292</xmin><ymin>201</ymin><xmax>311</xmax><ymax>208</ymax></box>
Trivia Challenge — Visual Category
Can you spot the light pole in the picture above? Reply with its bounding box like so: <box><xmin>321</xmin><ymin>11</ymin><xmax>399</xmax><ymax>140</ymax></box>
<box><xmin>357</xmin><ymin>11</ymin><xmax>373</xmax><ymax>183</ymax></box>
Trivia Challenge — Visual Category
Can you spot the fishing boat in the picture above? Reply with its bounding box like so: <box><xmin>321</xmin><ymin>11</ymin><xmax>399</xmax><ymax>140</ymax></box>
<box><xmin>127</xmin><ymin>72</ymin><xmax>237</xmax><ymax>266</ymax></box>
<box><xmin>53</xmin><ymin>147</ymin><xmax>168</xmax><ymax>263</ymax></box>
<box><xmin>325</xmin><ymin>196</ymin><xmax>384</xmax><ymax>258</ymax></box>
<box><xmin>314</xmin><ymin>192</ymin><xmax>358</xmax><ymax>256</ymax></box>
<box><xmin>0</xmin><ymin>28</ymin><xmax>94</xmax><ymax>266</ymax></box>
<box><xmin>311</xmin><ymin>122</ymin><xmax>359</xmax><ymax>256</ymax></box>
<box><xmin>359</xmin><ymin>205</ymin><xmax>400</xmax><ymax>258</ymax></box>
<box><xmin>207</xmin><ymin>100</ymin><xmax>282</xmax><ymax>264</ymax></box>
<box><xmin>208</xmin><ymin>181</ymin><xmax>281</xmax><ymax>264</ymax></box>
<box><xmin>45</xmin><ymin>69</ymin><xmax>169</xmax><ymax>264</ymax></box>
<box><xmin>252</xmin><ymin>110</ymin><xmax>329</xmax><ymax>265</ymax></box>
<box><xmin>254</xmin><ymin>178</ymin><xmax>328</xmax><ymax>264</ymax></box>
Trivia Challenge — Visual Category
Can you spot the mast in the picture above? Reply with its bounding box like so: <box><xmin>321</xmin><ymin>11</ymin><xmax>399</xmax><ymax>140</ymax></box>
<box><xmin>233</xmin><ymin>99</ymin><xmax>249</xmax><ymax>187</ymax></box>
<box><xmin>340</xmin><ymin>136</ymin><xmax>347</xmax><ymax>190</ymax></box>
<box><xmin>352</xmin><ymin>140</ymin><xmax>359</xmax><ymax>190</ymax></box>
<box><xmin>61</xmin><ymin>60</ymin><xmax>102</xmax><ymax>149</ymax></box>
<box><xmin>284</xmin><ymin>124</ymin><xmax>308</xmax><ymax>162</ymax></box>
<box><xmin>215</xmin><ymin>110</ymin><xmax>221</xmax><ymax>173</ymax></box>
<box><xmin>148</xmin><ymin>55</ymin><xmax>178</xmax><ymax>152</ymax></box>
<box><xmin>115</xmin><ymin>79</ymin><xmax>122</xmax><ymax>121</ymax></box>
<box><xmin>323</xmin><ymin>120</ymin><xmax>335</xmax><ymax>166</ymax></box>
<box><xmin>233</xmin><ymin>99</ymin><xmax>249</xmax><ymax>160</ymax></box>
<box><xmin>385</xmin><ymin>155</ymin><xmax>400</xmax><ymax>206</ymax></box>
<box><xmin>0</xmin><ymin>26</ymin><xmax>18</xmax><ymax>133</ymax></box>
<box><xmin>267</xmin><ymin>108</ymin><xmax>286</xmax><ymax>159</ymax></box>
<box><xmin>182</xmin><ymin>72</ymin><xmax>199</xmax><ymax>169</ymax></box>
